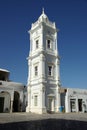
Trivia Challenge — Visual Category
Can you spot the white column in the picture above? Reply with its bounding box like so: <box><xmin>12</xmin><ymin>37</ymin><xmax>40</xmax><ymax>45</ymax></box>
<box><xmin>30</xmin><ymin>38</ymin><xmax>32</xmax><ymax>53</ymax></box>
<box><xmin>27</xmin><ymin>59</ymin><xmax>31</xmax><ymax>84</ymax></box>
<box><xmin>40</xmin><ymin>54</ymin><xmax>45</xmax><ymax>79</ymax></box>
<box><xmin>19</xmin><ymin>91</ymin><xmax>24</xmax><ymax>112</ymax></box>
<box><xmin>26</xmin><ymin>86</ymin><xmax>31</xmax><ymax>112</ymax></box>
<box><xmin>65</xmin><ymin>94</ymin><xmax>69</xmax><ymax>112</ymax></box>
<box><xmin>10</xmin><ymin>100</ymin><xmax>13</xmax><ymax>113</ymax></box>
<box><xmin>55</xmin><ymin>87</ymin><xmax>61</xmax><ymax>112</ymax></box>
<box><xmin>65</xmin><ymin>91</ymin><xmax>70</xmax><ymax>113</ymax></box>
<box><xmin>41</xmin><ymin>26</ymin><xmax>44</xmax><ymax>50</ymax></box>
<box><xmin>55</xmin><ymin>32</ymin><xmax>58</xmax><ymax>55</ymax></box>
<box><xmin>10</xmin><ymin>91</ymin><xmax>14</xmax><ymax>113</ymax></box>
<box><xmin>56</xmin><ymin>58</ymin><xmax>60</xmax><ymax>85</ymax></box>
<box><xmin>42</xmin><ymin>85</ymin><xmax>45</xmax><ymax>108</ymax></box>
<box><xmin>76</xmin><ymin>97</ymin><xmax>79</xmax><ymax>112</ymax></box>
<box><xmin>39</xmin><ymin>84</ymin><xmax>46</xmax><ymax>113</ymax></box>
<box><xmin>55</xmin><ymin>57</ymin><xmax>61</xmax><ymax>112</ymax></box>
<box><xmin>52</xmin><ymin>99</ymin><xmax>55</xmax><ymax>111</ymax></box>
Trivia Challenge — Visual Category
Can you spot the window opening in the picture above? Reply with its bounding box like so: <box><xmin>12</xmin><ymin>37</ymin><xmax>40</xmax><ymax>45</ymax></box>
<box><xmin>36</xmin><ymin>40</ymin><xmax>39</xmax><ymax>49</ymax></box>
<box><xmin>34</xmin><ymin>95</ymin><xmax>38</xmax><ymax>106</ymax></box>
<box><xmin>35</xmin><ymin>66</ymin><xmax>38</xmax><ymax>76</ymax></box>
<box><xmin>48</xmin><ymin>66</ymin><xmax>52</xmax><ymax>76</ymax></box>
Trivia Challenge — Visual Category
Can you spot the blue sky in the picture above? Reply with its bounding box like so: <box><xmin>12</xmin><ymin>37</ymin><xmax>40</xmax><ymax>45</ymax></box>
<box><xmin>0</xmin><ymin>0</ymin><xmax>87</xmax><ymax>89</ymax></box>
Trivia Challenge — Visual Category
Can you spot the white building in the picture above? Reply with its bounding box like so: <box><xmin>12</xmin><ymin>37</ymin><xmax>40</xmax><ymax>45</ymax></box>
<box><xmin>0</xmin><ymin>69</ymin><xmax>26</xmax><ymax>113</ymax></box>
<box><xmin>60</xmin><ymin>87</ymin><xmax>87</xmax><ymax>113</ymax></box>
<box><xmin>26</xmin><ymin>9</ymin><xmax>61</xmax><ymax>114</ymax></box>
<box><xmin>65</xmin><ymin>88</ymin><xmax>87</xmax><ymax>113</ymax></box>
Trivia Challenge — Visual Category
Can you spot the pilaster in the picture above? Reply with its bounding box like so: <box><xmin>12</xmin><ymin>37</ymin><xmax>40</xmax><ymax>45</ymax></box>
<box><xmin>39</xmin><ymin>84</ymin><xmax>46</xmax><ymax>113</ymax></box>
<box><xmin>26</xmin><ymin>86</ymin><xmax>31</xmax><ymax>112</ymax></box>
<box><xmin>10</xmin><ymin>100</ymin><xmax>13</xmax><ymax>113</ymax></box>
<box><xmin>40</xmin><ymin>53</ymin><xmax>45</xmax><ymax>79</ymax></box>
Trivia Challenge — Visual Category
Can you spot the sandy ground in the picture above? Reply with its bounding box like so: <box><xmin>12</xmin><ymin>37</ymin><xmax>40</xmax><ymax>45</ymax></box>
<box><xmin>0</xmin><ymin>112</ymin><xmax>87</xmax><ymax>124</ymax></box>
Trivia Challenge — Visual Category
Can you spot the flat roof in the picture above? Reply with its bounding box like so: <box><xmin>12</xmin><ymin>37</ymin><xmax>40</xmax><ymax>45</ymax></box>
<box><xmin>0</xmin><ymin>68</ymin><xmax>10</xmax><ymax>73</ymax></box>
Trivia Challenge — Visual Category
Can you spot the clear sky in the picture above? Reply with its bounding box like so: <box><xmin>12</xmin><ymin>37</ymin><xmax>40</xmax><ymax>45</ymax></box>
<box><xmin>0</xmin><ymin>0</ymin><xmax>87</xmax><ymax>89</ymax></box>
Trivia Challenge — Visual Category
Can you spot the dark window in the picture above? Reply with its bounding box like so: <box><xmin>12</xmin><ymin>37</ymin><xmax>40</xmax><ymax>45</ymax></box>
<box><xmin>36</xmin><ymin>40</ymin><xmax>39</xmax><ymax>49</ymax></box>
<box><xmin>47</xmin><ymin>40</ymin><xmax>51</xmax><ymax>48</ymax></box>
<box><xmin>0</xmin><ymin>82</ymin><xmax>2</xmax><ymax>85</ymax></box>
<box><xmin>34</xmin><ymin>95</ymin><xmax>38</xmax><ymax>106</ymax></box>
<box><xmin>48</xmin><ymin>66</ymin><xmax>52</xmax><ymax>76</ymax></box>
<box><xmin>35</xmin><ymin>66</ymin><xmax>38</xmax><ymax>76</ymax></box>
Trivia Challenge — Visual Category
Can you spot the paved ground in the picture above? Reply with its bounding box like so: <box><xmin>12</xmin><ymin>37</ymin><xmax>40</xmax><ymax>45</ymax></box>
<box><xmin>0</xmin><ymin>112</ymin><xmax>87</xmax><ymax>124</ymax></box>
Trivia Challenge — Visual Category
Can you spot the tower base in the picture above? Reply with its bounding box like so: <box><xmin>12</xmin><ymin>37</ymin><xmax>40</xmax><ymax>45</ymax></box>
<box><xmin>26</xmin><ymin>106</ymin><xmax>46</xmax><ymax>114</ymax></box>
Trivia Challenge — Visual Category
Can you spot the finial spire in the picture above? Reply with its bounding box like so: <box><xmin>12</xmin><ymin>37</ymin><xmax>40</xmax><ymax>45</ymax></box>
<box><xmin>42</xmin><ymin>7</ymin><xmax>44</xmax><ymax>14</ymax></box>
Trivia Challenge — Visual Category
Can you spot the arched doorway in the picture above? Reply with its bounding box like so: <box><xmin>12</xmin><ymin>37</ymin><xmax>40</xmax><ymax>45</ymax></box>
<box><xmin>13</xmin><ymin>91</ymin><xmax>20</xmax><ymax>112</ymax></box>
<box><xmin>47</xmin><ymin>94</ymin><xmax>55</xmax><ymax>113</ymax></box>
<box><xmin>0</xmin><ymin>91</ymin><xmax>11</xmax><ymax>113</ymax></box>
<box><xmin>0</xmin><ymin>96</ymin><xmax>4</xmax><ymax>113</ymax></box>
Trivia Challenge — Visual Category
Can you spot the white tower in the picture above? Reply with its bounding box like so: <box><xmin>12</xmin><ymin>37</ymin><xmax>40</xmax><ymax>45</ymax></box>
<box><xmin>26</xmin><ymin>9</ymin><xmax>61</xmax><ymax>114</ymax></box>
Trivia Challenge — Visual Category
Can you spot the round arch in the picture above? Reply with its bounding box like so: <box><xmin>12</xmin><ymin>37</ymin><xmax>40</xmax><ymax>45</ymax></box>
<box><xmin>13</xmin><ymin>91</ymin><xmax>20</xmax><ymax>112</ymax></box>
<box><xmin>0</xmin><ymin>91</ymin><xmax>11</xmax><ymax>113</ymax></box>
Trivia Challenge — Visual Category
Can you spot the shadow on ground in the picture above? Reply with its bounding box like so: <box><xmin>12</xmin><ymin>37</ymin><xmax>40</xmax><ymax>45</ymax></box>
<box><xmin>0</xmin><ymin>119</ymin><xmax>87</xmax><ymax>130</ymax></box>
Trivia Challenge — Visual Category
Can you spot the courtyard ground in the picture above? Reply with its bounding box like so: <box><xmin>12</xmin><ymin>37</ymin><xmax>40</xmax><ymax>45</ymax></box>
<box><xmin>0</xmin><ymin>112</ymin><xmax>87</xmax><ymax>123</ymax></box>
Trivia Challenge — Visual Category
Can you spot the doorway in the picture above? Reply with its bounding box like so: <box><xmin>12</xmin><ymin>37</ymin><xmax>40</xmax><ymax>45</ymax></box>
<box><xmin>48</xmin><ymin>98</ymin><xmax>54</xmax><ymax>113</ymax></box>
<box><xmin>0</xmin><ymin>97</ymin><xmax>4</xmax><ymax>113</ymax></box>
<box><xmin>78</xmin><ymin>99</ymin><xmax>82</xmax><ymax>112</ymax></box>
<box><xmin>13</xmin><ymin>91</ymin><xmax>20</xmax><ymax>112</ymax></box>
<box><xmin>70</xmin><ymin>99</ymin><xmax>76</xmax><ymax>112</ymax></box>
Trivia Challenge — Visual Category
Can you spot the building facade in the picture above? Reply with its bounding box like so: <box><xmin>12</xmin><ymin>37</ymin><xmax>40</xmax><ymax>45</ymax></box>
<box><xmin>0</xmin><ymin>69</ymin><xmax>26</xmax><ymax>113</ymax></box>
<box><xmin>65</xmin><ymin>88</ymin><xmax>87</xmax><ymax>113</ymax></box>
<box><xmin>60</xmin><ymin>87</ymin><xmax>87</xmax><ymax>113</ymax></box>
<box><xmin>26</xmin><ymin>9</ymin><xmax>61</xmax><ymax>114</ymax></box>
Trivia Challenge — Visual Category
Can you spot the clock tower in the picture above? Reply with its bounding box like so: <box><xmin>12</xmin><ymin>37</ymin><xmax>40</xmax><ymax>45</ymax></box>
<box><xmin>26</xmin><ymin>9</ymin><xmax>61</xmax><ymax>114</ymax></box>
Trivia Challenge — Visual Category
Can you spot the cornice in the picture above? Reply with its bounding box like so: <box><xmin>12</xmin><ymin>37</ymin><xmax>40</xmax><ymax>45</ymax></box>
<box><xmin>28</xmin><ymin>50</ymin><xmax>59</xmax><ymax>60</ymax></box>
<box><xmin>29</xmin><ymin>23</ymin><xmax>42</xmax><ymax>34</ymax></box>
